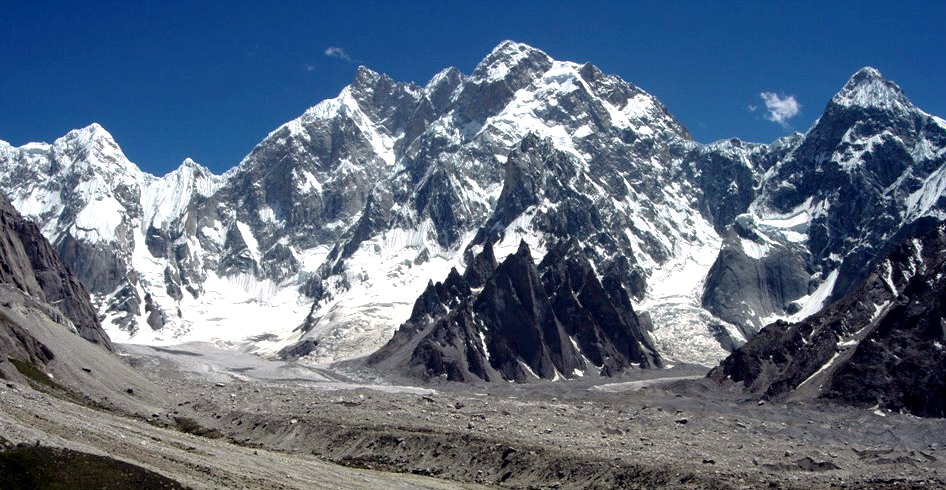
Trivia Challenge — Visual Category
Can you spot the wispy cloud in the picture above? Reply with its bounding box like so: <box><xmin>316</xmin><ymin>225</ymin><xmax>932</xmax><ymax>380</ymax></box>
<box><xmin>759</xmin><ymin>92</ymin><xmax>801</xmax><ymax>128</ymax></box>
<box><xmin>304</xmin><ymin>64</ymin><xmax>316</xmax><ymax>73</ymax></box>
<box><xmin>324</xmin><ymin>46</ymin><xmax>354</xmax><ymax>62</ymax></box>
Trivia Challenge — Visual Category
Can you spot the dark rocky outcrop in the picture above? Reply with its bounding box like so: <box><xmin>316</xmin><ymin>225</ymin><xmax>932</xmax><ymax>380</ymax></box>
<box><xmin>709</xmin><ymin>218</ymin><xmax>946</xmax><ymax>417</ymax></box>
<box><xmin>0</xmin><ymin>193</ymin><xmax>111</xmax><ymax>350</ymax></box>
<box><xmin>368</xmin><ymin>240</ymin><xmax>660</xmax><ymax>382</ymax></box>
<box><xmin>0</xmin><ymin>445</ymin><xmax>188</xmax><ymax>490</ymax></box>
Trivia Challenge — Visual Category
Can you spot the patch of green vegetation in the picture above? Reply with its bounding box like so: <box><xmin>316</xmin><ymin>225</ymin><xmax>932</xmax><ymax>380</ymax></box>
<box><xmin>7</xmin><ymin>358</ymin><xmax>58</xmax><ymax>390</ymax></box>
<box><xmin>0</xmin><ymin>445</ymin><xmax>190</xmax><ymax>489</ymax></box>
<box><xmin>173</xmin><ymin>417</ymin><xmax>224</xmax><ymax>439</ymax></box>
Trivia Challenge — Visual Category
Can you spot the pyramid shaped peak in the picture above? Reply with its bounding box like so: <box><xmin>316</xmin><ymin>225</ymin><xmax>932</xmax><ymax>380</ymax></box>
<box><xmin>85</xmin><ymin>121</ymin><xmax>107</xmax><ymax>132</ymax></box>
<box><xmin>175</xmin><ymin>157</ymin><xmax>215</xmax><ymax>176</ymax></box>
<box><xmin>59</xmin><ymin>123</ymin><xmax>127</xmax><ymax>159</ymax></box>
<box><xmin>473</xmin><ymin>41</ymin><xmax>552</xmax><ymax>82</ymax></box>
<box><xmin>353</xmin><ymin>65</ymin><xmax>382</xmax><ymax>84</ymax></box>
<box><xmin>516</xmin><ymin>239</ymin><xmax>533</xmax><ymax>256</ymax></box>
<box><xmin>852</xmin><ymin>66</ymin><xmax>884</xmax><ymax>80</ymax></box>
<box><xmin>490</xmin><ymin>40</ymin><xmax>545</xmax><ymax>56</ymax></box>
<box><xmin>483</xmin><ymin>40</ymin><xmax>550</xmax><ymax>65</ymax></box>
<box><xmin>69</xmin><ymin>122</ymin><xmax>117</xmax><ymax>143</ymax></box>
<box><xmin>426</xmin><ymin>66</ymin><xmax>463</xmax><ymax>88</ymax></box>
<box><xmin>833</xmin><ymin>66</ymin><xmax>910</xmax><ymax>111</ymax></box>
<box><xmin>842</xmin><ymin>66</ymin><xmax>900</xmax><ymax>90</ymax></box>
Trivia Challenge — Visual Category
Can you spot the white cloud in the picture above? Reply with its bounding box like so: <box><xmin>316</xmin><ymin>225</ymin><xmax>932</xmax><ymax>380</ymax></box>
<box><xmin>304</xmin><ymin>64</ymin><xmax>316</xmax><ymax>72</ymax></box>
<box><xmin>759</xmin><ymin>92</ymin><xmax>801</xmax><ymax>128</ymax></box>
<box><xmin>324</xmin><ymin>46</ymin><xmax>354</xmax><ymax>62</ymax></box>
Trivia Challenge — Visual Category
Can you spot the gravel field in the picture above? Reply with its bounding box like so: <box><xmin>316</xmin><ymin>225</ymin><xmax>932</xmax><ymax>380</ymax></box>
<box><xmin>0</xmin><ymin>378</ymin><xmax>488</xmax><ymax>489</ymax></box>
<box><xmin>1</xmin><ymin>339</ymin><xmax>944</xmax><ymax>489</ymax></box>
<box><xmin>111</xmin><ymin>343</ymin><xmax>946</xmax><ymax>489</ymax></box>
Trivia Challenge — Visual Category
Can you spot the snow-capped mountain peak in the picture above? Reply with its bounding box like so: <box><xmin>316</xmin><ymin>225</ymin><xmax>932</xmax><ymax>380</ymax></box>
<box><xmin>66</xmin><ymin>122</ymin><xmax>114</xmax><ymax>144</ymax></box>
<box><xmin>426</xmin><ymin>66</ymin><xmax>463</xmax><ymax>90</ymax></box>
<box><xmin>705</xmin><ymin>65</ymin><xmax>946</xmax><ymax>355</ymax></box>
<box><xmin>472</xmin><ymin>40</ymin><xmax>551</xmax><ymax>83</ymax></box>
<box><xmin>832</xmin><ymin>66</ymin><xmax>912</xmax><ymax>112</ymax></box>
<box><xmin>294</xmin><ymin>87</ymin><xmax>356</xmax><ymax>124</ymax></box>
<box><xmin>851</xmin><ymin>65</ymin><xmax>883</xmax><ymax>80</ymax></box>
<box><xmin>483</xmin><ymin>39</ymin><xmax>548</xmax><ymax>63</ymax></box>
<box><xmin>424</xmin><ymin>67</ymin><xmax>466</xmax><ymax>106</ymax></box>
<box><xmin>178</xmin><ymin>157</ymin><xmax>202</xmax><ymax>170</ymax></box>
<box><xmin>55</xmin><ymin>122</ymin><xmax>138</xmax><ymax>172</ymax></box>
<box><xmin>353</xmin><ymin>65</ymin><xmax>382</xmax><ymax>85</ymax></box>
<box><xmin>142</xmin><ymin>157</ymin><xmax>223</xmax><ymax>228</ymax></box>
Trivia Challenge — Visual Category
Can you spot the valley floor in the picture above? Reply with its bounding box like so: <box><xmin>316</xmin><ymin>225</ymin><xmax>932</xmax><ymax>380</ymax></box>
<box><xmin>0</xmin><ymin>373</ymin><xmax>485</xmax><ymax>489</ymax></box>
<box><xmin>4</xmin><ymin>342</ymin><xmax>946</xmax><ymax>489</ymax></box>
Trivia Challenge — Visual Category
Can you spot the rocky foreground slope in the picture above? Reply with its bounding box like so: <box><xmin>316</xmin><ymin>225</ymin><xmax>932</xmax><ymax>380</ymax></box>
<box><xmin>0</xmin><ymin>192</ymin><xmax>110</xmax><ymax>350</ymax></box>
<box><xmin>0</xmin><ymin>188</ymin><xmax>168</xmax><ymax>416</ymax></box>
<box><xmin>710</xmin><ymin>217</ymin><xmax>946</xmax><ymax>417</ymax></box>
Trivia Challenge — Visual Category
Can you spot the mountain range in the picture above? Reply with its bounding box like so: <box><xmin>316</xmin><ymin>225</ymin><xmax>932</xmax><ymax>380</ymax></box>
<box><xmin>2</xmin><ymin>41</ymin><xmax>944</xmax><ymax>373</ymax></box>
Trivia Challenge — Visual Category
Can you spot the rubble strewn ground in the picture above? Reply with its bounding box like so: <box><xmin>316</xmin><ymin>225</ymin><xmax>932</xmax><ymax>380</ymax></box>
<box><xmin>0</xmin><ymin>378</ymin><xmax>486</xmax><ymax>489</ymax></box>
<box><xmin>2</xmin><ymin>341</ymin><xmax>945</xmax><ymax>489</ymax></box>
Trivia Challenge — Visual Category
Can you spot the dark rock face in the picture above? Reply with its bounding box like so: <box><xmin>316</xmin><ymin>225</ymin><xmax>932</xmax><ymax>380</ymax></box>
<box><xmin>368</xmin><ymin>240</ymin><xmax>660</xmax><ymax>383</ymax></box>
<box><xmin>709</xmin><ymin>218</ymin><xmax>946</xmax><ymax>417</ymax></box>
<box><xmin>0</xmin><ymin>192</ymin><xmax>112</xmax><ymax>350</ymax></box>
<box><xmin>701</xmin><ymin>220</ymin><xmax>813</xmax><ymax>337</ymax></box>
<box><xmin>0</xmin><ymin>310</ymin><xmax>56</xmax><ymax>380</ymax></box>
<box><xmin>681</xmin><ymin>138</ymin><xmax>777</xmax><ymax>234</ymax></box>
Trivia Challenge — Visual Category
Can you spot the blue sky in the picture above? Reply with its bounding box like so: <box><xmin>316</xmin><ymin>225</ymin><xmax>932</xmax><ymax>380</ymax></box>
<box><xmin>2</xmin><ymin>1</ymin><xmax>944</xmax><ymax>175</ymax></box>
